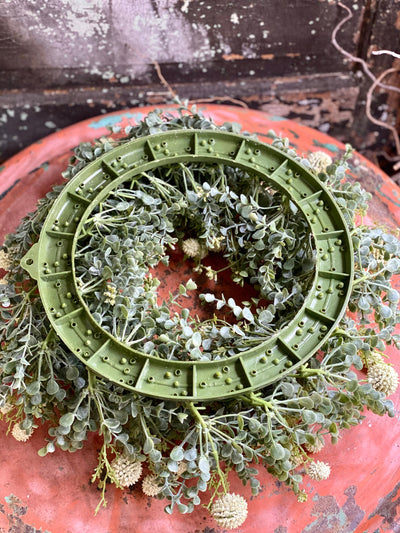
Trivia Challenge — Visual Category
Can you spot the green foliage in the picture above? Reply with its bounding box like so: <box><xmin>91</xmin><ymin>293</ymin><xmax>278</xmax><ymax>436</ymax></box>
<box><xmin>0</xmin><ymin>105</ymin><xmax>399</xmax><ymax>515</ymax></box>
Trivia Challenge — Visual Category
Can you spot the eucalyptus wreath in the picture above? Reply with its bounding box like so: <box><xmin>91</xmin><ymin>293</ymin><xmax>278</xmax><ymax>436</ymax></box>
<box><xmin>0</xmin><ymin>105</ymin><xmax>399</xmax><ymax>529</ymax></box>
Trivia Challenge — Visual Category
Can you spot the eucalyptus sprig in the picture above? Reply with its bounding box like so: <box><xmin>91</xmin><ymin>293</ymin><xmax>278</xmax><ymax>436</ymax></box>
<box><xmin>0</xmin><ymin>105</ymin><xmax>399</xmax><ymax>530</ymax></box>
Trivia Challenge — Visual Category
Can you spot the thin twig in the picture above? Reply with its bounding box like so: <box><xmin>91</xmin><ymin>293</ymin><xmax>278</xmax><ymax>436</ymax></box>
<box><xmin>333</xmin><ymin>2</ymin><xmax>400</xmax><ymax>95</ymax></box>
<box><xmin>332</xmin><ymin>2</ymin><xmax>400</xmax><ymax>159</ymax></box>
<box><xmin>190</xmin><ymin>96</ymin><xmax>248</xmax><ymax>109</ymax></box>
<box><xmin>372</xmin><ymin>50</ymin><xmax>400</xmax><ymax>59</ymax></box>
<box><xmin>366</xmin><ymin>68</ymin><xmax>400</xmax><ymax>157</ymax></box>
<box><xmin>152</xmin><ymin>60</ymin><xmax>178</xmax><ymax>99</ymax></box>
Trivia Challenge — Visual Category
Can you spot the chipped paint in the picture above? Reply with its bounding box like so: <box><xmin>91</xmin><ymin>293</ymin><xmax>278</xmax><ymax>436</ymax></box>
<box><xmin>312</xmin><ymin>139</ymin><xmax>340</xmax><ymax>152</ymax></box>
<box><xmin>368</xmin><ymin>481</ymin><xmax>400</xmax><ymax>529</ymax></box>
<box><xmin>1</xmin><ymin>494</ymin><xmax>49</xmax><ymax>533</ymax></box>
<box><xmin>302</xmin><ymin>486</ymin><xmax>365</xmax><ymax>533</ymax></box>
<box><xmin>89</xmin><ymin>111</ymin><xmax>144</xmax><ymax>129</ymax></box>
<box><xmin>222</xmin><ymin>53</ymin><xmax>244</xmax><ymax>61</ymax></box>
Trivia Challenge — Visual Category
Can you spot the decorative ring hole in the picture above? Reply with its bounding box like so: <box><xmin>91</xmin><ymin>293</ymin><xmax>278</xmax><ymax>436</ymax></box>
<box><xmin>50</xmin><ymin>307</ymin><xmax>55</xmax><ymax>312</ymax></box>
<box><xmin>266</xmin><ymin>349</ymin><xmax>272</xmax><ymax>355</ymax></box>
<box><xmin>94</xmin><ymin>332</ymin><xmax>101</xmax><ymax>339</ymax></box>
<box><xmin>76</xmin><ymin>348</ymin><xmax>81</xmax><ymax>353</ymax></box>
<box><xmin>269</xmin><ymin>166</ymin><xmax>275</xmax><ymax>172</ymax></box>
<box><xmin>185</xmin><ymin>147</ymin><xmax>192</xmax><ymax>152</ymax></box>
<box><xmin>299</xmin><ymin>320</ymin><xmax>305</xmax><ymax>327</ymax></box>
<box><xmin>222</xmin><ymin>366</ymin><xmax>229</xmax><ymax>373</ymax></box>
<box><xmin>56</xmin><ymin>241</ymin><xmax>63</xmax><ymax>247</ymax></box>
<box><xmin>254</xmin><ymin>149</ymin><xmax>260</xmax><ymax>155</ymax></box>
<box><xmin>294</xmin><ymin>172</ymin><xmax>300</xmax><ymax>177</ymax></box>
<box><xmin>102</xmin><ymin>355</ymin><xmax>109</xmax><ymax>362</ymax></box>
<box><xmin>55</xmin><ymin>281</ymin><xmax>61</xmax><ymax>288</ymax></box>
<box><xmin>71</xmin><ymin>322</ymin><xmax>77</xmax><ymax>327</ymax></box>
<box><xmin>229</xmin><ymin>151</ymin><xmax>235</xmax><ymax>156</ymax></box>
<box><xmin>250</xmin><ymin>370</ymin><xmax>257</xmax><ymax>376</ymax></box>
<box><xmin>174</xmin><ymin>369</ymin><xmax>182</xmax><ymax>376</ymax></box>
<box><xmin>161</xmin><ymin>141</ymin><xmax>168</xmax><ymax>147</ymax></box>
<box><xmin>148</xmin><ymin>376</ymin><xmax>155</xmax><ymax>383</ymax></box>
<box><xmin>116</xmin><ymin>156</ymin><xmax>122</xmax><ymax>162</ymax></box>
<box><xmin>26</xmin><ymin>258</ymin><xmax>34</xmax><ymax>266</ymax></box>
<box><xmin>128</xmin><ymin>380</ymin><xmax>134</xmax><ymax>385</ymax></box>
<box><xmin>209</xmin><ymin>138</ymin><xmax>215</xmax><ymax>145</ymax></box>
<box><xmin>143</xmin><ymin>154</ymin><xmax>149</xmax><ymax>160</ymax></box>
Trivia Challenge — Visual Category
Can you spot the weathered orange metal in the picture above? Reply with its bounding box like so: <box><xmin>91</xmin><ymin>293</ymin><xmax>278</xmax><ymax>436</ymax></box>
<box><xmin>0</xmin><ymin>105</ymin><xmax>399</xmax><ymax>533</ymax></box>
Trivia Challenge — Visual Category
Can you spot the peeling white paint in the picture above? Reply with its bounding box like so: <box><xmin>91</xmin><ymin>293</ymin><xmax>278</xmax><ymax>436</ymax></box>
<box><xmin>181</xmin><ymin>0</ymin><xmax>190</xmax><ymax>12</ymax></box>
<box><xmin>230</xmin><ymin>13</ymin><xmax>239</xmax><ymax>25</ymax></box>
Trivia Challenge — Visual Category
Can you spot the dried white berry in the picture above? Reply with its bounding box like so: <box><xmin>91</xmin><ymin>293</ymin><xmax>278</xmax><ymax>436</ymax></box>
<box><xmin>11</xmin><ymin>422</ymin><xmax>33</xmax><ymax>442</ymax></box>
<box><xmin>0</xmin><ymin>250</ymin><xmax>12</xmax><ymax>270</ymax></box>
<box><xmin>307</xmin><ymin>460</ymin><xmax>331</xmax><ymax>481</ymax></box>
<box><xmin>305</xmin><ymin>436</ymin><xmax>325</xmax><ymax>454</ymax></box>
<box><xmin>182</xmin><ymin>238</ymin><xmax>207</xmax><ymax>259</ymax></box>
<box><xmin>297</xmin><ymin>491</ymin><xmax>308</xmax><ymax>503</ymax></box>
<box><xmin>290</xmin><ymin>447</ymin><xmax>305</xmax><ymax>467</ymax></box>
<box><xmin>210</xmin><ymin>493</ymin><xmax>248</xmax><ymax>530</ymax></box>
<box><xmin>111</xmin><ymin>456</ymin><xmax>142</xmax><ymax>487</ymax></box>
<box><xmin>308</xmin><ymin>151</ymin><xmax>333</xmax><ymax>174</ymax></box>
<box><xmin>104</xmin><ymin>284</ymin><xmax>117</xmax><ymax>306</ymax></box>
<box><xmin>368</xmin><ymin>363</ymin><xmax>399</xmax><ymax>396</ymax></box>
<box><xmin>0</xmin><ymin>402</ymin><xmax>13</xmax><ymax>415</ymax></box>
<box><xmin>142</xmin><ymin>474</ymin><xmax>162</xmax><ymax>496</ymax></box>
<box><xmin>365</xmin><ymin>350</ymin><xmax>385</xmax><ymax>366</ymax></box>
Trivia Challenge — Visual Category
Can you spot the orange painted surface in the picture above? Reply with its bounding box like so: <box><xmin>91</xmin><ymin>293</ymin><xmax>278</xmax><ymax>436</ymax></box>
<box><xmin>0</xmin><ymin>105</ymin><xmax>399</xmax><ymax>533</ymax></box>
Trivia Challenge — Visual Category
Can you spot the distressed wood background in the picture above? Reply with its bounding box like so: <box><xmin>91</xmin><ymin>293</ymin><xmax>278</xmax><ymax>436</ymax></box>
<box><xmin>0</xmin><ymin>0</ymin><xmax>399</xmax><ymax>174</ymax></box>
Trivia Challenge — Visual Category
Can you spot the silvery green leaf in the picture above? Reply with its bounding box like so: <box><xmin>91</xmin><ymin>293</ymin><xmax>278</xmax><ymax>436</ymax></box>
<box><xmin>192</xmin><ymin>332</ymin><xmax>202</xmax><ymax>347</ymax></box>
<box><xmin>149</xmin><ymin>449</ymin><xmax>162</xmax><ymax>462</ymax></box>
<box><xmin>184</xmin><ymin>448</ymin><xmax>197</xmax><ymax>461</ymax></box>
<box><xmin>242</xmin><ymin>307</ymin><xmax>254</xmax><ymax>322</ymax></box>
<box><xmin>59</xmin><ymin>413</ymin><xmax>75</xmax><ymax>427</ymax></box>
<box><xmin>387</xmin><ymin>289</ymin><xmax>399</xmax><ymax>303</ymax></box>
<box><xmin>26</xmin><ymin>381</ymin><xmax>40</xmax><ymax>396</ymax></box>
<box><xmin>66</xmin><ymin>367</ymin><xmax>80</xmax><ymax>381</ymax></box>
<box><xmin>386</xmin><ymin>258</ymin><xmax>400</xmax><ymax>273</ymax></box>
<box><xmin>186</xmin><ymin>279</ymin><xmax>197</xmax><ymax>291</ymax></box>
<box><xmin>116</xmin><ymin>201</ymin><xmax>130</xmax><ymax>211</ymax></box>
<box><xmin>302</xmin><ymin>410</ymin><xmax>317</xmax><ymax>424</ymax></box>
<box><xmin>198</xmin><ymin>455</ymin><xmax>210</xmax><ymax>474</ymax></box>
<box><xmin>167</xmin><ymin>459</ymin><xmax>179</xmax><ymax>473</ymax></box>
<box><xmin>182</xmin><ymin>326</ymin><xmax>193</xmax><ymax>338</ymax></box>
<box><xmin>170</xmin><ymin>446</ymin><xmax>184</xmax><ymax>462</ymax></box>
<box><xmin>104</xmin><ymin>418</ymin><xmax>121</xmax><ymax>431</ymax></box>
<box><xmin>143</xmin><ymin>437</ymin><xmax>154</xmax><ymax>454</ymax></box>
